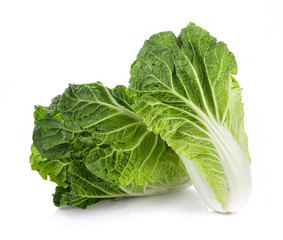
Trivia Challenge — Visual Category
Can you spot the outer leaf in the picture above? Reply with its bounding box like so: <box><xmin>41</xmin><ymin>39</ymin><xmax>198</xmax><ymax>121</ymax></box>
<box><xmin>129</xmin><ymin>23</ymin><xmax>251</xmax><ymax>212</ymax></box>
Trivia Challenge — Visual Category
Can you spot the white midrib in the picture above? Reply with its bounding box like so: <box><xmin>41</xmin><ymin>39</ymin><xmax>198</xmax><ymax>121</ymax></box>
<box><xmin>174</xmin><ymin>90</ymin><xmax>251</xmax><ymax>212</ymax></box>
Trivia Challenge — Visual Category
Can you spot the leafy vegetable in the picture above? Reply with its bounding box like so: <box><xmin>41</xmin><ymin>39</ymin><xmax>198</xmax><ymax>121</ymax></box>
<box><xmin>129</xmin><ymin>23</ymin><xmax>251</xmax><ymax>212</ymax></box>
<box><xmin>30</xmin><ymin>83</ymin><xmax>191</xmax><ymax>208</ymax></box>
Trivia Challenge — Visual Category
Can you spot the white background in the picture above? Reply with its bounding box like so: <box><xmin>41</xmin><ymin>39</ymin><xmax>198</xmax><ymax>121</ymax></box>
<box><xmin>1</xmin><ymin>0</ymin><xmax>282</xmax><ymax>239</ymax></box>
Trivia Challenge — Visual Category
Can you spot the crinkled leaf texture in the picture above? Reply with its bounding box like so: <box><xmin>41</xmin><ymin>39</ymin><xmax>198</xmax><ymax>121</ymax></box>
<box><xmin>30</xmin><ymin>83</ymin><xmax>191</xmax><ymax>208</ymax></box>
<box><xmin>129</xmin><ymin>23</ymin><xmax>251</xmax><ymax>212</ymax></box>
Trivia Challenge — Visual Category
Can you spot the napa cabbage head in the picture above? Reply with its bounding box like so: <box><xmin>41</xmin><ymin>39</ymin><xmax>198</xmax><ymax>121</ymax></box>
<box><xmin>30</xmin><ymin>83</ymin><xmax>191</xmax><ymax>208</ymax></box>
<box><xmin>129</xmin><ymin>23</ymin><xmax>251</xmax><ymax>213</ymax></box>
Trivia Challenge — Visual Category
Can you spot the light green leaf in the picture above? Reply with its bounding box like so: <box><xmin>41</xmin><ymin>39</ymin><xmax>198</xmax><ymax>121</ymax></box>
<box><xmin>30</xmin><ymin>144</ymin><xmax>70</xmax><ymax>188</ymax></box>
<box><xmin>129</xmin><ymin>23</ymin><xmax>251</xmax><ymax>212</ymax></box>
